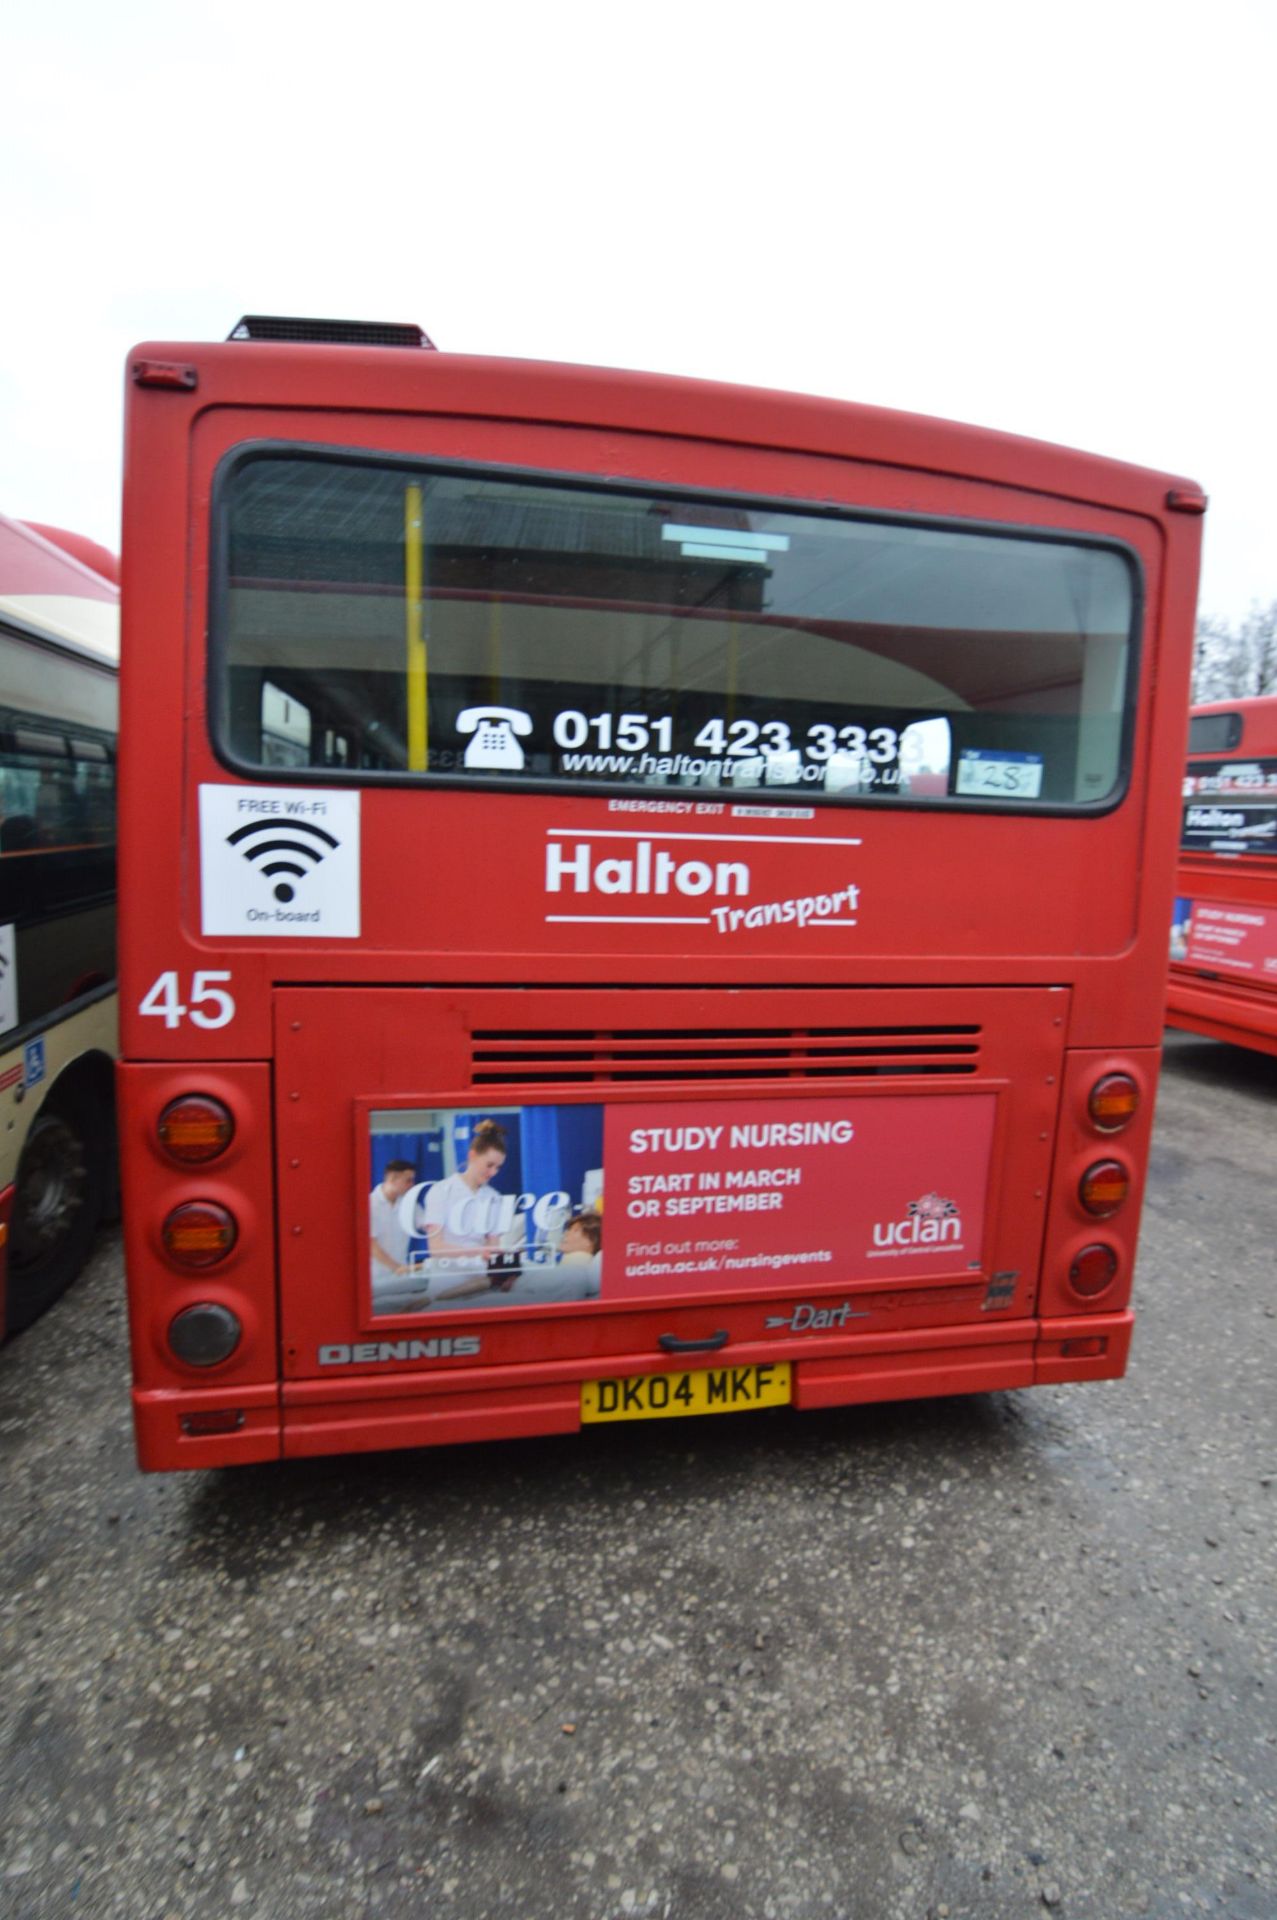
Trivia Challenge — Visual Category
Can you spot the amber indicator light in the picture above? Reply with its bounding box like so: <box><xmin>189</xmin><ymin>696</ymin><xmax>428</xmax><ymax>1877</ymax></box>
<box><xmin>1079</xmin><ymin>1160</ymin><xmax>1130</xmax><ymax>1218</ymax></box>
<box><xmin>158</xmin><ymin>1095</ymin><xmax>235</xmax><ymax>1165</ymax></box>
<box><xmin>1069</xmin><ymin>1243</ymin><xmax>1119</xmax><ymax>1298</ymax></box>
<box><xmin>162</xmin><ymin>1201</ymin><xmax>238</xmax><ymax>1267</ymax></box>
<box><xmin>1088</xmin><ymin>1073</ymin><xmax>1140</xmax><ymax>1133</ymax></box>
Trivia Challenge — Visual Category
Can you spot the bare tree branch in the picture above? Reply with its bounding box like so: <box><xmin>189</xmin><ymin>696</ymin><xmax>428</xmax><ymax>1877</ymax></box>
<box><xmin>1191</xmin><ymin>601</ymin><xmax>1277</xmax><ymax>701</ymax></box>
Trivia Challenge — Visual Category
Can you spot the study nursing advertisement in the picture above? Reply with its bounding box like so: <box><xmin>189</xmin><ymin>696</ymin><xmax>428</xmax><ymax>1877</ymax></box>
<box><xmin>367</xmin><ymin>1094</ymin><xmax>996</xmax><ymax>1315</ymax></box>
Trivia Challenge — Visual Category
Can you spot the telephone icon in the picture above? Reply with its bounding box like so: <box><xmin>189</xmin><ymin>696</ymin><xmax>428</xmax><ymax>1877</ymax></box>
<box><xmin>455</xmin><ymin>705</ymin><xmax>534</xmax><ymax>771</ymax></box>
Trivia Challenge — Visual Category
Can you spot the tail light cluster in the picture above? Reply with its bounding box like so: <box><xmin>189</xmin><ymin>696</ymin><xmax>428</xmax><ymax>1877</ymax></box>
<box><xmin>158</xmin><ymin>1094</ymin><xmax>235</xmax><ymax>1164</ymax></box>
<box><xmin>162</xmin><ymin>1201</ymin><xmax>238</xmax><ymax>1267</ymax></box>
<box><xmin>1067</xmin><ymin>1242</ymin><xmax>1119</xmax><ymax>1299</ymax></box>
<box><xmin>1087</xmin><ymin>1073</ymin><xmax>1140</xmax><ymax>1132</ymax></box>
<box><xmin>1078</xmin><ymin>1160</ymin><xmax>1130</xmax><ymax>1218</ymax></box>
<box><xmin>156</xmin><ymin>1093</ymin><xmax>244</xmax><ymax>1369</ymax></box>
<box><xmin>169</xmin><ymin>1301</ymin><xmax>243</xmax><ymax>1368</ymax></box>
<box><xmin>1066</xmin><ymin>1070</ymin><xmax>1140</xmax><ymax>1305</ymax></box>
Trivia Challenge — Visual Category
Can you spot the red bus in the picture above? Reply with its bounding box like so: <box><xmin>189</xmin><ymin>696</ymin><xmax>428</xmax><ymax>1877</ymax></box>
<box><xmin>1168</xmin><ymin>695</ymin><xmax>1277</xmax><ymax>1055</ymax></box>
<box><xmin>1</xmin><ymin>514</ymin><xmax>119</xmax><ymax>1334</ymax></box>
<box><xmin>118</xmin><ymin>318</ymin><xmax>1204</xmax><ymax>1470</ymax></box>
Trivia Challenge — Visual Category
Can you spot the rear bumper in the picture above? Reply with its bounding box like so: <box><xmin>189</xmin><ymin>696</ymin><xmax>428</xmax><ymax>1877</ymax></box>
<box><xmin>131</xmin><ymin>1311</ymin><xmax>1134</xmax><ymax>1470</ymax></box>
<box><xmin>1166</xmin><ymin>978</ymin><xmax>1277</xmax><ymax>1057</ymax></box>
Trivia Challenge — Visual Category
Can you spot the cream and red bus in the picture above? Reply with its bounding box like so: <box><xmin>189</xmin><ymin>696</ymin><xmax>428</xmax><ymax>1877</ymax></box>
<box><xmin>1</xmin><ymin>514</ymin><xmax>118</xmax><ymax>1333</ymax></box>
<box><xmin>118</xmin><ymin>318</ymin><xmax>1203</xmax><ymax>1469</ymax></box>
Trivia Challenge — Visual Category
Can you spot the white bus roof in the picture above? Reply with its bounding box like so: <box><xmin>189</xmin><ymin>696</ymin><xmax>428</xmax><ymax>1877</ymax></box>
<box><xmin>0</xmin><ymin>514</ymin><xmax>119</xmax><ymax>664</ymax></box>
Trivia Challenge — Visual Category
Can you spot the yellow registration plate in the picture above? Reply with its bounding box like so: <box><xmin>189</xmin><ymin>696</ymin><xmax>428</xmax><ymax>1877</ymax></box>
<box><xmin>580</xmin><ymin>1362</ymin><xmax>792</xmax><ymax>1424</ymax></box>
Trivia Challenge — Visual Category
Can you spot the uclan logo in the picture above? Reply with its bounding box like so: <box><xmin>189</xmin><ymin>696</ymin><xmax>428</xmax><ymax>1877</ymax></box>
<box><xmin>872</xmin><ymin>1191</ymin><xmax>961</xmax><ymax>1249</ymax></box>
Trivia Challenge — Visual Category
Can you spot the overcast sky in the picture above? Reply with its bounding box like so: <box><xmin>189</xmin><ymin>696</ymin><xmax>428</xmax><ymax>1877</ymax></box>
<box><xmin>3</xmin><ymin>0</ymin><xmax>1272</xmax><ymax>622</ymax></box>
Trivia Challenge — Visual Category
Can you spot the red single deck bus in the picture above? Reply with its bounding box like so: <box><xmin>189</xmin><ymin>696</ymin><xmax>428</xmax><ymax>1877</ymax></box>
<box><xmin>118</xmin><ymin>319</ymin><xmax>1204</xmax><ymax>1471</ymax></box>
<box><xmin>1168</xmin><ymin>696</ymin><xmax>1277</xmax><ymax>1055</ymax></box>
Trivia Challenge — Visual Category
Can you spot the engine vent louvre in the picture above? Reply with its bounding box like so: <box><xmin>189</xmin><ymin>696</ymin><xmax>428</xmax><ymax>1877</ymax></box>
<box><xmin>470</xmin><ymin>1024</ymin><xmax>982</xmax><ymax>1086</ymax></box>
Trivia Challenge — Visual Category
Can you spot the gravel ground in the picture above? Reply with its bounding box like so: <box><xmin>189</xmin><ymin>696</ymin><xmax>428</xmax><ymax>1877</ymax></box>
<box><xmin>1</xmin><ymin>1029</ymin><xmax>1274</xmax><ymax>1920</ymax></box>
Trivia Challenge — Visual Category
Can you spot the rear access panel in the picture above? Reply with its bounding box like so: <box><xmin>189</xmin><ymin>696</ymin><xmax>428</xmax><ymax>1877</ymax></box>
<box><xmin>275</xmin><ymin>986</ymin><xmax>1068</xmax><ymax>1418</ymax></box>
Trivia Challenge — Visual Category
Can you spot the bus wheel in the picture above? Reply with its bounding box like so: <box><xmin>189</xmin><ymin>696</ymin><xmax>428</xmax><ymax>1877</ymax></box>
<box><xmin>6</xmin><ymin>1100</ymin><xmax>105</xmax><ymax>1335</ymax></box>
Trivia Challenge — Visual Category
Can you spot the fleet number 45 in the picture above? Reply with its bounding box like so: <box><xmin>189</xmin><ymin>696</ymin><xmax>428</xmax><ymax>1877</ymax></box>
<box><xmin>139</xmin><ymin>970</ymin><xmax>236</xmax><ymax>1030</ymax></box>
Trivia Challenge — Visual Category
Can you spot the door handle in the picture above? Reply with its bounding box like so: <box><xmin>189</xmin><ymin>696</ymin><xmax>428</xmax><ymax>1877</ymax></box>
<box><xmin>658</xmin><ymin>1330</ymin><xmax>729</xmax><ymax>1354</ymax></box>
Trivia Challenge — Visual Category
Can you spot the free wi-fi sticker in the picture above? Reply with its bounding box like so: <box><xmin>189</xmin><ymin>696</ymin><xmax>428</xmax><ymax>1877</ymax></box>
<box><xmin>199</xmin><ymin>786</ymin><xmax>360</xmax><ymax>938</ymax></box>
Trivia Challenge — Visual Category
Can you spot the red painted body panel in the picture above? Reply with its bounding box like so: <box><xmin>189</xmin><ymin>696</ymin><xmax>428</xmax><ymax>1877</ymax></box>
<box><xmin>272</xmin><ymin>983</ymin><xmax>1065</xmax><ymax>1370</ymax></box>
<box><xmin>118</xmin><ymin>343</ymin><xmax>1203</xmax><ymax>1470</ymax></box>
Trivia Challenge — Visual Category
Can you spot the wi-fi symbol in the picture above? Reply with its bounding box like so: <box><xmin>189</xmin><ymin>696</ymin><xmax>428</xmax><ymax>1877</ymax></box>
<box><xmin>226</xmin><ymin>818</ymin><xmax>340</xmax><ymax>903</ymax></box>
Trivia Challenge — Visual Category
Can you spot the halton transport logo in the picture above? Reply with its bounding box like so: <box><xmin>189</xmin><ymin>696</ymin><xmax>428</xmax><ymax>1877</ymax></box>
<box><xmin>542</xmin><ymin>824</ymin><xmax>863</xmax><ymax>936</ymax></box>
<box><xmin>870</xmin><ymin>1191</ymin><xmax>962</xmax><ymax>1253</ymax></box>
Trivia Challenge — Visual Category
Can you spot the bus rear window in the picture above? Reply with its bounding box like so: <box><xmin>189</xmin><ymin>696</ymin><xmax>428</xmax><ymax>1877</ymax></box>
<box><xmin>214</xmin><ymin>453</ymin><xmax>1137</xmax><ymax>808</ymax></box>
<box><xmin>1187</xmin><ymin>711</ymin><xmax>1243</xmax><ymax>753</ymax></box>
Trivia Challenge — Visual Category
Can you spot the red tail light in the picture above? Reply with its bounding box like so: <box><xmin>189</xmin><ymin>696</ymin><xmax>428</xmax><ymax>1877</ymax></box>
<box><xmin>1068</xmin><ymin>1243</ymin><xmax>1119</xmax><ymax>1298</ymax></box>
<box><xmin>1088</xmin><ymin>1073</ymin><xmax>1139</xmax><ymax>1133</ymax></box>
<box><xmin>162</xmin><ymin>1201</ymin><xmax>238</xmax><ymax>1267</ymax></box>
<box><xmin>1079</xmin><ymin>1160</ymin><xmax>1130</xmax><ymax>1218</ymax></box>
<box><xmin>158</xmin><ymin>1095</ymin><xmax>235</xmax><ymax>1164</ymax></box>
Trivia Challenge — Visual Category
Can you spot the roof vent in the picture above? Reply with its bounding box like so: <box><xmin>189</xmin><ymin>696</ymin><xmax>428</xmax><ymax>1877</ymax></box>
<box><xmin>226</xmin><ymin>315</ymin><xmax>435</xmax><ymax>349</ymax></box>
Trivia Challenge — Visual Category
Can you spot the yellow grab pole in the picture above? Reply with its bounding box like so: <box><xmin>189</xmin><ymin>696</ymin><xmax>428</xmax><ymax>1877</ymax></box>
<box><xmin>405</xmin><ymin>484</ymin><xmax>427</xmax><ymax>770</ymax></box>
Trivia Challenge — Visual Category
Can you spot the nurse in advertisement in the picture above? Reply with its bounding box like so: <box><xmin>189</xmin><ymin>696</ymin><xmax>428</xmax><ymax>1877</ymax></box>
<box><xmin>369</xmin><ymin>1106</ymin><xmax>605</xmax><ymax>1313</ymax></box>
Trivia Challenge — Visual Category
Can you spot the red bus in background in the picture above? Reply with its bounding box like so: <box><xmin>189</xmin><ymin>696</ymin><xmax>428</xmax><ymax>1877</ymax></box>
<box><xmin>1168</xmin><ymin>696</ymin><xmax>1277</xmax><ymax>1056</ymax></box>
<box><xmin>117</xmin><ymin>318</ymin><xmax>1204</xmax><ymax>1471</ymax></box>
<box><xmin>1</xmin><ymin>515</ymin><xmax>119</xmax><ymax>1334</ymax></box>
